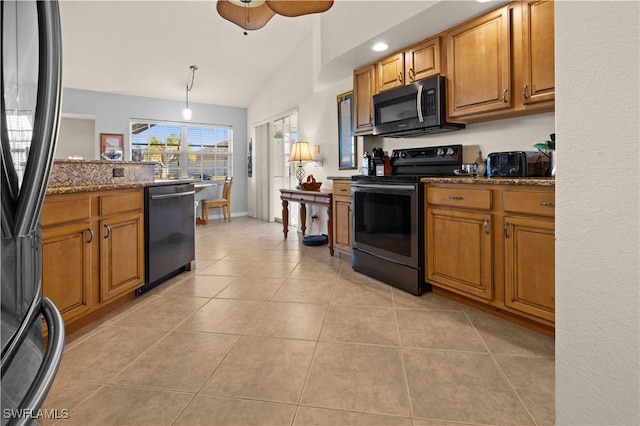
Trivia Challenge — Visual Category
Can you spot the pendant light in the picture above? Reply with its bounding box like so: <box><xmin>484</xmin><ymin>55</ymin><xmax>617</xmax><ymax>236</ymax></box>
<box><xmin>217</xmin><ymin>0</ymin><xmax>334</xmax><ymax>34</ymax></box>
<box><xmin>182</xmin><ymin>65</ymin><xmax>198</xmax><ymax>121</ymax></box>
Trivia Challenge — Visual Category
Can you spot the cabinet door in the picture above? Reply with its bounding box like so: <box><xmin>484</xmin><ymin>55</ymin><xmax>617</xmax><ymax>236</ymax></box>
<box><xmin>353</xmin><ymin>64</ymin><xmax>376</xmax><ymax>134</ymax></box>
<box><xmin>42</xmin><ymin>222</ymin><xmax>92</xmax><ymax>323</ymax></box>
<box><xmin>334</xmin><ymin>199</ymin><xmax>352</xmax><ymax>253</ymax></box>
<box><xmin>521</xmin><ymin>0</ymin><xmax>555</xmax><ymax>105</ymax></box>
<box><xmin>446</xmin><ymin>6</ymin><xmax>511</xmax><ymax>118</ymax></box>
<box><xmin>405</xmin><ymin>37</ymin><xmax>441</xmax><ymax>83</ymax></box>
<box><xmin>426</xmin><ymin>208</ymin><xmax>493</xmax><ymax>300</ymax></box>
<box><xmin>504</xmin><ymin>216</ymin><xmax>555</xmax><ymax>322</ymax></box>
<box><xmin>377</xmin><ymin>52</ymin><xmax>404</xmax><ymax>92</ymax></box>
<box><xmin>100</xmin><ymin>212</ymin><xmax>144</xmax><ymax>302</ymax></box>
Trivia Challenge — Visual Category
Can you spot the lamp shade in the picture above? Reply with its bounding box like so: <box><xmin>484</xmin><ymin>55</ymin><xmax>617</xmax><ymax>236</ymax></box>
<box><xmin>289</xmin><ymin>141</ymin><xmax>314</xmax><ymax>162</ymax></box>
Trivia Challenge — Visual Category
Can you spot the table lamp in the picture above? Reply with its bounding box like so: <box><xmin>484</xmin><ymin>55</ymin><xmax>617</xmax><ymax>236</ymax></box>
<box><xmin>289</xmin><ymin>142</ymin><xmax>314</xmax><ymax>188</ymax></box>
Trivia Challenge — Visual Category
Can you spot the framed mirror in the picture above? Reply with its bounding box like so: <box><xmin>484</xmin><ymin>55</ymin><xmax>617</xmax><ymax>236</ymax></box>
<box><xmin>337</xmin><ymin>90</ymin><xmax>356</xmax><ymax>170</ymax></box>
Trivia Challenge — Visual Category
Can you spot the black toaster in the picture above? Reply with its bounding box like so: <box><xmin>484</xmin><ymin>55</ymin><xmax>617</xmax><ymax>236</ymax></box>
<box><xmin>486</xmin><ymin>151</ymin><xmax>549</xmax><ymax>177</ymax></box>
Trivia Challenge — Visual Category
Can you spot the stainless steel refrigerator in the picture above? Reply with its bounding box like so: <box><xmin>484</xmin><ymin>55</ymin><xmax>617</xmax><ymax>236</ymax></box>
<box><xmin>1</xmin><ymin>1</ymin><xmax>65</xmax><ymax>425</ymax></box>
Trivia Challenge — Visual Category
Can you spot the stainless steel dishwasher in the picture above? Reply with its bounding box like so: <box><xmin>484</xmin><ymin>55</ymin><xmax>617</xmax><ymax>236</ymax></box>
<box><xmin>138</xmin><ymin>183</ymin><xmax>195</xmax><ymax>295</ymax></box>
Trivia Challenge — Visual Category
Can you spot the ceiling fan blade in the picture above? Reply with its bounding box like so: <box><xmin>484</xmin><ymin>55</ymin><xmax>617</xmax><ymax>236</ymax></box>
<box><xmin>217</xmin><ymin>0</ymin><xmax>276</xmax><ymax>31</ymax></box>
<box><xmin>266</xmin><ymin>0</ymin><xmax>334</xmax><ymax>17</ymax></box>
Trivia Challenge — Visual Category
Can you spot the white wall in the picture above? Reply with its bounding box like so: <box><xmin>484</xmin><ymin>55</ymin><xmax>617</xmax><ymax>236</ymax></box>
<box><xmin>376</xmin><ymin>112</ymin><xmax>555</xmax><ymax>163</ymax></box>
<box><xmin>555</xmin><ymin>1</ymin><xmax>639</xmax><ymax>424</ymax></box>
<box><xmin>61</xmin><ymin>88</ymin><xmax>248</xmax><ymax>216</ymax></box>
<box><xmin>56</xmin><ymin>116</ymin><xmax>95</xmax><ymax>160</ymax></box>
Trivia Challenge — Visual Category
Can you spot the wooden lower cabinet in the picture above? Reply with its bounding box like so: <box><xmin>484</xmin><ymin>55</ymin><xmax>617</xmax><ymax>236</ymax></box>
<box><xmin>41</xmin><ymin>188</ymin><xmax>144</xmax><ymax>334</ymax></box>
<box><xmin>41</xmin><ymin>222</ymin><xmax>92</xmax><ymax>324</ymax></box>
<box><xmin>503</xmin><ymin>215</ymin><xmax>555</xmax><ymax>322</ymax></box>
<box><xmin>425</xmin><ymin>183</ymin><xmax>555</xmax><ymax>333</ymax></box>
<box><xmin>99</xmin><ymin>212</ymin><xmax>144</xmax><ymax>302</ymax></box>
<box><xmin>332</xmin><ymin>180</ymin><xmax>352</xmax><ymax>257</ymax></box>
<box><xmin>426</xmin><ymin>208</ymin><xmax>493</xmax><ymax>300</ymax></box>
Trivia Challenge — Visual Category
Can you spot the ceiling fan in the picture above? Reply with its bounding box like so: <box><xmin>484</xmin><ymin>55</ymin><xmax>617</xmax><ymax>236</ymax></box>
<box><xmin>217</xmin><ymin>0</ymin><xmax>334</xmax><ymax>34</ymax></box>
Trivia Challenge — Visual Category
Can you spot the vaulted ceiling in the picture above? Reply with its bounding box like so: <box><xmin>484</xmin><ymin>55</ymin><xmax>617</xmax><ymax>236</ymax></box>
<box><xmin>59</xmin><ymin>1</ymin><xmax>502</xmax><ymax>108</ymax></box>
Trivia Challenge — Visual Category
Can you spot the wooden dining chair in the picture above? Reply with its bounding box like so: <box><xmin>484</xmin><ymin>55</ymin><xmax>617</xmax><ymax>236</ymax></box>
<box><xmin>201</xmin><ymin>177</ymin><xmax>233</xmax><ymax>224</ymax></box>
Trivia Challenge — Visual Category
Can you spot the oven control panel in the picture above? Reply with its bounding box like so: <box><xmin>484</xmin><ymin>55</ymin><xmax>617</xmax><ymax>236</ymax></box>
<box><xmin>391</xmin><ymin>144</ymin><xmax>462</xmax><ymax>166</ymax></box>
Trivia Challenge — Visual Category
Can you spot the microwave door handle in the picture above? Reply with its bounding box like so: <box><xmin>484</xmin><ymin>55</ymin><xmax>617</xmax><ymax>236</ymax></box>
<box><xmin>417</xmin><ymin>85</ymin><xmax>424</xmax><ymax>123</ymax></box>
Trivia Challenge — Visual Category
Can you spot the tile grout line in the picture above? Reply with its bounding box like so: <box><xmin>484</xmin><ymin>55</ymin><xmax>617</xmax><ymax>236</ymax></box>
<box><xmin>391</xmin><ymin>287</ymin><xmax>417</xmax><ymax>422</ymax></box>
<box><xmin>462</xmin><ymin>308</ymin><xmax>539</xmax><ymax>425</ymax></box>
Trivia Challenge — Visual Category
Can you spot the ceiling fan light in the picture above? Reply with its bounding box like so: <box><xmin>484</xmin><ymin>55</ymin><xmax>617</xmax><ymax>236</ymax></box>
<box><xmin>217</xmin><ymin>0</ymin><xmax>275</xmax><ymax>31</ymax></box>
<box><xmin>265</xmin><ymin>0</ymin><xmax>334</xmax><ymax>17</ymax></box>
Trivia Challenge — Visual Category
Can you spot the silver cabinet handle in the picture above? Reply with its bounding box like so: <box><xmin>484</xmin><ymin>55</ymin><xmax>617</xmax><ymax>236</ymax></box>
<box><xmin>103</xmin><ymin>224</ymin><xmax>111</xmax><ymax>239</ymax></box>
<box><xmin>540</xmin><ymin>201</ymin><xmax>555</xmax><ymax>207</ymax></box>
<box><xmin>448</xmin><ymin>195</ymin><xmax>463</xmax><ymax>200</ymax></box>
<box><xmin>502</xmin><ymin>89</ymin><xmax>508</xmax><ymax>103</ymax></box>
<box><xmin>409</xmin><ymin>68</ymin><xmax>415</xmax><ymax>82</ymax></box>
<box><xmin>398</xmin><ymin>72</ymin><xmax>403</xmax><ymax>84</ymax></box>
<box><xmin>86</xmin><ymin>228</ymin><xmax>94</xmax><ymax>243</ymax></box>
<box><xmin>522</xmin><ymin>84</ymin><xmax>529</xmax><ymax>100</ymax></box>
<box><xmin>504</xmin><ymin>222</ymin><xmax>510</xmax><ymax>238</ymax></box>
<box><xmin>483</xmin><ymin>219</ymin><xmax>490</xmax><ymax>234</ymax></box>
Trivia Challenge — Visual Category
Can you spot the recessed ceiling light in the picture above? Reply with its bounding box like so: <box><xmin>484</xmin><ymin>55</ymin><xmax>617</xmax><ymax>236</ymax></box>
<box><xmin>372</xmin><ymin>42</ymin><xmax>388</xmax><ymax>52</ymax></box>
<box><xmin>476</xmin><ymin>0</ymin><xmax>491</xmax><ymax>3</ymax></box>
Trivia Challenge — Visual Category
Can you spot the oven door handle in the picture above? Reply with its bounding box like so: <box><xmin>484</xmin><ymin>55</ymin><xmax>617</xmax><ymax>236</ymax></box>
<box><xmin>352</xmin><ymin>184</ymin><xmax>416</xmax><ymax>191</ymax></box>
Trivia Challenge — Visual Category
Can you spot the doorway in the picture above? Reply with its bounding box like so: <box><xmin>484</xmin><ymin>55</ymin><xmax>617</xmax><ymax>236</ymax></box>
<box><xmin>271</xmin><ymin>111</ymin><xmax>298</xmax><ymax>224</ymax></box>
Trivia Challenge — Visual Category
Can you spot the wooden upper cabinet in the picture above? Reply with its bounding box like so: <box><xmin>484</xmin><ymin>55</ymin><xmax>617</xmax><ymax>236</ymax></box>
<box><xmin>377</xmin><ymin>52</ymin><xmax>404</xmax><ymax>92</ymax></box>
<box><xmin>353</xmin><ymin>63</ymin><xmax>377</xmax><ymax>134</ymax></box>
<box><xmin>405</xmin><ymin>36</ymin><xmax>441</xmax><ymax>83</ymax></box>
<box><xmin>521</xmin><ymin>0</ymin><xmax>555</xmax><ymax>105</ymax></box>
<box><xmin>446</xmin><ymin>6</ymin><xmax>512</xmax><ymax>119</ymax></box>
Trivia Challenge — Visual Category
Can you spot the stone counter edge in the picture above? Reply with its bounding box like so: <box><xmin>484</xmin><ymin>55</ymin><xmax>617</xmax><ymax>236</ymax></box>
<box><xmin>422</xmin><ymin>177</ymin><xmax>555</xmax><ymax>186</ymax></box>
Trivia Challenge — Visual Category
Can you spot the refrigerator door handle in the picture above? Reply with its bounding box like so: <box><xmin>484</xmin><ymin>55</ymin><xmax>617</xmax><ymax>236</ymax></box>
<box><xmin>8</xmin><ymin>298</ymin><xmax>64</xmax><ymax>426</ymax></box>
<box><xmin>0</xmin><ymin>287</ymin><xmax>43</xmax><ymax>375</ymax></box>
<box><xmin>13</xmin><ymin>1</ymin><xmax>62</xmax><ymax>237</ymax></box>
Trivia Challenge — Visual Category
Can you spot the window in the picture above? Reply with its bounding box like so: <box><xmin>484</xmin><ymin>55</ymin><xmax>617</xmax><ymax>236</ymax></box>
<box><xmin>130</xmin><ymin>120</ymin><xmax>232</xmax><ymax>180</ymax></box>
<box><xmin>6</xmin><ymin>111</ymin><xmax>34</xmax><ymax>186</ymax></box>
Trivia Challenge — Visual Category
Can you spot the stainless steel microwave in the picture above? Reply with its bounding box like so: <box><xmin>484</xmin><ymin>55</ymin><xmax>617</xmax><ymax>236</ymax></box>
<box><xmin>372</xmin><ymin>74</ymin><xmax>464</xmax><ymax>137</ymax></box>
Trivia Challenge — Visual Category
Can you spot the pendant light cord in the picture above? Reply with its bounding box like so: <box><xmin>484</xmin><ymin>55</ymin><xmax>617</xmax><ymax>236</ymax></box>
<box><xmin>185</xmin><ymin>65</ymin><xmax>197</xmax><ymax>108</ymax></box>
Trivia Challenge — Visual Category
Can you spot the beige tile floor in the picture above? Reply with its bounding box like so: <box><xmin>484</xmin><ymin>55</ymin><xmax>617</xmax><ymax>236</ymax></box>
<box><xmin>43</xmin><ymin>217</ymin><xmax>555</xmax><ymax>426</ymax></box>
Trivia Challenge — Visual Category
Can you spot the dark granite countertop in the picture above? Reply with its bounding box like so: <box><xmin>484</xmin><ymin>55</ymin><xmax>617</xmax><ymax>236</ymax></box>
<box><xmin>46</xmin><ymin>179</ymin><xmax>200</xmax><ymax>195</ymax></box>
<box><xmin>422</xmin><ymin>176</ymin><xmax>555</xmax><ymax>186</ymax></box>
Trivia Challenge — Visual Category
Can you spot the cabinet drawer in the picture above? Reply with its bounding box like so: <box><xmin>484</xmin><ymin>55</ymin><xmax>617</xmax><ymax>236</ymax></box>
<box><xmin>333</xmin><ymin>181</ymin><xmax>351</xmax><ymax>198</ymax></box>
<box><xmin>99</xmin><ymin>190</ymin><xmax>143</xmax><ymax>216</ymax></box>
<box><xmin>42</xmin><ymin>195</ymin><xmax>91</xmax><ymax>227</ymax></box>
<box><xmin>426</xmin><ymin>187</ymin><xmax>492</xmax><ymax>210</ymax></box>
<box><xmin>504</xmin><ymin>190</ymin><xmax>555</xmax><ymax>216</ymax></box>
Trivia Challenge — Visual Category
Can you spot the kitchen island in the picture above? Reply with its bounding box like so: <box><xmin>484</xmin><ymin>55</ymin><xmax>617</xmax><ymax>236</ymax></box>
<box><xmin>41</xmin><ymin>160</ymin><xmax>198</xmax><ymax>335</ymax></box>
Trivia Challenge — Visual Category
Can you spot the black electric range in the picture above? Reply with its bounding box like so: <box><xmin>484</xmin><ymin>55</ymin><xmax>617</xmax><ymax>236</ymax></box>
<box><xmin>350</xmin><ymin>144</ymin><xmax>462</xmax><ymax>295</ymax></box>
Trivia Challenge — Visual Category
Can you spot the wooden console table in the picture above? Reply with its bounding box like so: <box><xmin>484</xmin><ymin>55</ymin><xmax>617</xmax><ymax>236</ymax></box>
<box><xmin>280</xmin><ymin>188</ymin><xmax>333</xmax><ymax>256</ymax></box>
